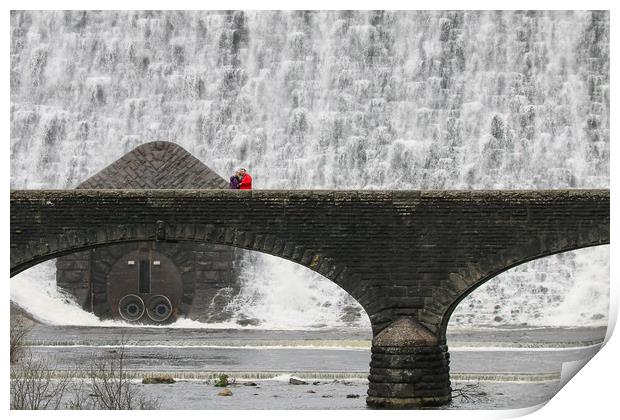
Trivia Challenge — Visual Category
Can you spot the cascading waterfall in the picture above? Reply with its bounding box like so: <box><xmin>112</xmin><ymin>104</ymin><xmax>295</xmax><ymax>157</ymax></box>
<box><xmin>10</xmin><ymin>10</ymin><xmax>609</xmax><ymax>328</ymax></box>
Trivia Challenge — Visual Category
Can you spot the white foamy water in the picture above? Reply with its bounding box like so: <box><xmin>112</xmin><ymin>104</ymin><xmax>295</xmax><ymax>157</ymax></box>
<box><xmin>224</xmin><ymin>252</ymin><xmax>369</xmax><ymax>329</ymax></box>
<box><xmin>451</xmin><ymin>246</ymin><xmax>610</xmax><ymax>327</ymax></box>
<box><xmin>11</xmin><ymin>261</ymin><xmax>118</xmax><ymax>327</ymax></box>
<box><xmin>10</xmin><ymin>11</ymin><xmax>609</xmax><ymax>329</ymax></box>
<box><xmin>11</xmin><ymin>258</ymin><xmax>367</xmax><ymax>330</ymax></box>
<box><xmin>10</xmin><ymin>260</ymin><xmax>238</xmax><ymax>328</ymax></box>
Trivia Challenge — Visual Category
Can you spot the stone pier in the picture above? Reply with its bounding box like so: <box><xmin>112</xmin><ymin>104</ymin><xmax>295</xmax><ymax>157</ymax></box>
<box><xmin>367</xmin><ymin>318</ymin><xmax>451</xmax><ymax>408</ymax></box>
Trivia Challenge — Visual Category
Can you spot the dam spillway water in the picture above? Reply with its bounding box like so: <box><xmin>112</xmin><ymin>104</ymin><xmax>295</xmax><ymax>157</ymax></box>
<box><xmin>9</xmin><ymin>10</ymin><xmax>610</xmax><ymax>329</ymax></box>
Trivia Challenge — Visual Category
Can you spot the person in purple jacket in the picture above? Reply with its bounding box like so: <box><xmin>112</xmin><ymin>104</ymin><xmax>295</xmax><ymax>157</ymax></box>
<box><xmin>229</xmin><ymin>169</ymin><xmax>241</xmax><ymax>189</ymax></box>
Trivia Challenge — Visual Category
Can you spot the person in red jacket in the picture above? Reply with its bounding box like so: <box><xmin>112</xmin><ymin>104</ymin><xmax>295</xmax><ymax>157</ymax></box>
<box><xmin>238</xmin><ymin>168</ymin><xmax>252</xmax><ymax>190</ymax></box>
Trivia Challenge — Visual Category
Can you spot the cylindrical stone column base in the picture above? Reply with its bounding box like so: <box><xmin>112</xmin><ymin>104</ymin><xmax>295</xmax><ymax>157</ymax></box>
<box><xmin>365</xmin><ymin>317</ymin><xmax>451</xmax><ymax>409</ymax></box>
<box><xmin>367</xmin><ymin>344</ymin><xmax>451</xmax><ymax>408</ymax></box>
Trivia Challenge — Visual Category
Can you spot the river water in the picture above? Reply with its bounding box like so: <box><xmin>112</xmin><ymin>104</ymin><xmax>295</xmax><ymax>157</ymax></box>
<box><xmin>21</xmin><ymin>323</ymin><xmax>606</xmax><ymax>409</ymax></box>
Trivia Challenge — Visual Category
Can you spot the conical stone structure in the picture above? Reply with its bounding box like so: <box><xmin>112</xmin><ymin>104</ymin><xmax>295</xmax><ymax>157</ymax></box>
<box><xmin>77</xmin><ymin>141</ymin><xmax>228</xmax><ymax>190</ymax></box>
<box><xmin>56</xmin><ymin>141</ymin><xmax>240</xmax><ymax>323</ymax></box>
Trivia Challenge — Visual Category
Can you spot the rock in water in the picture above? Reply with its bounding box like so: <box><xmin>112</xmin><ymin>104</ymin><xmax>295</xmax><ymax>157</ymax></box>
<box><xmin>289</xmin><ymin>377</ymin><xmax>307</xmax><ymax>385</ymax></box>
<box><xmin>235</xmin><ymin>316</ymin><xmax>261</xmax><ymax>327</ymax></box>
<box><xmin>217</xmin><ymin>388</ymin><xmax>233</xmax><ymax>396</ymax></box>
<box><xmin>142</xmin><ymin>375</ymin><xmax>176</xmax><ymax>384</ymax></box>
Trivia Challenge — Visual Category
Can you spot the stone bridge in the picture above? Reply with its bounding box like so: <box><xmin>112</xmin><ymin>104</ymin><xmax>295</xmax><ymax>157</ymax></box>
<box><xmin>10</xmin><ymin>189</ymin><xmax>610</xmax><ymax>408</ymax></box>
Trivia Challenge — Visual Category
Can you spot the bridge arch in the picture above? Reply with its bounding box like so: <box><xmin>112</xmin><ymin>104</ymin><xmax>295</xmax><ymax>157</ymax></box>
<box><xmin>438</xmin><ymin>241</ymin><xmax>610</xmax><ymax>339</ymax></box>
<box><xmin>10</xmin><ymin>222</ymin><xmax>363</xmax><ymax>315</ymax></box>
